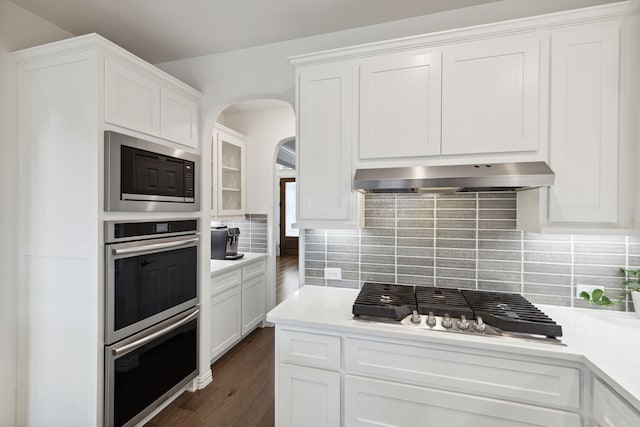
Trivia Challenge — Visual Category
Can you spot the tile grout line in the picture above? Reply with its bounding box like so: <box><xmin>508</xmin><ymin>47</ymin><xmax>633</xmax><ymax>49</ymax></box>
<box><xmin>475</xmin><ymin>193</ymin><xmax>479</xmax><ymax>290</ymax></box>
<box><xmin>433</xmin><ymin>195</ymin><xmax>438</xmax><ymax>287</ymax></box>
<box><xmin>394</xmin><ymin>194</ymin><xmax>398</xmax><ymax>285</ymax></box>
<box><xmin>520</xmin><ymin>229</ymin><xmax>524</xmax><ymax>296</ymax></box>
<box><xmin>625</xmin><ymin>235</ymin><xmax>629</xmax><ymax>312</ymax></box>
<box><xmin>570</xmin><ymin>234</ymin><xmax>575</xmax><ymax>308</ymax></box>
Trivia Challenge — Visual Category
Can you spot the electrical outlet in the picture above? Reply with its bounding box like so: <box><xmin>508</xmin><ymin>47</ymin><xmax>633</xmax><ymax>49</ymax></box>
<box><xmin>576</xmin><ymin>284</ymin><xmax>604</xmax><ymax>298</ymax></box>
<box><xmin>324</xmin><ymin>267</ymin><xmax>342</xmax><ymax>280</ymax></box>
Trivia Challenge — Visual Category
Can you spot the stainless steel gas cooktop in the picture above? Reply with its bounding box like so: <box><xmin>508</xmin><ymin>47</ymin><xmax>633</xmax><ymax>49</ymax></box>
<box><xmin>352</xmin><ymin>282</ymin><xmax>564</xmax><ymax>345</ymax></box>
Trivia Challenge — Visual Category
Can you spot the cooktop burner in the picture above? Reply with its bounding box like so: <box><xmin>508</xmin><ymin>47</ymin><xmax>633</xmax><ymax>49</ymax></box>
<box><xmin>352</xmin><ymin>282</ymin><xmax>415</xmax><ymax>320</ymax></box>
<box><xmin>352</xmin><ymin>282</ymin><xmax>563</xmax><ymax>340</ymax></box>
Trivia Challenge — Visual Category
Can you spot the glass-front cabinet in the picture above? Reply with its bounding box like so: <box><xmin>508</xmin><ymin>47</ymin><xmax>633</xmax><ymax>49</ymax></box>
<box><xmin>213</xmin><ymin>123</ymin><xmax>245</xmax><ymax>217</ymax></box>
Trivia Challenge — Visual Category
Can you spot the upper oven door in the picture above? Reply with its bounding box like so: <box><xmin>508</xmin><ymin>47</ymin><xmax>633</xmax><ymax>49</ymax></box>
<box><xmin>105</xmin><ymin>234</ymin><xmax>199</xmax><ymax>344</ymax></box>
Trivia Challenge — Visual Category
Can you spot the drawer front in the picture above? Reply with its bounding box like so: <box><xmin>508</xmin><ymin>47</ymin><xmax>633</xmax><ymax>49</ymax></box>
<box><xmin>211</xmin><ymin>268</ymin><xmax>241</xmax><ymax>294</ymax></box>
<box><xmin>345</xmin><ymin>338</ymin><xmax>580</xmax><ymax>410</ymax></box>
<box><xmin>345</xmin><ymin>375</ymin><xmax>581</xmax><ymax>427</ymax></box>
<box><xmin>593</xmin><ymin>378</ymin><xmax>640</xmax><ymax>427</ymax></box>
<box><xmin>242</xmin><ymin>259</ymin><xmax>265</xmax><ymax>280</ymax></box>
<box><xmin>279</xmin><ymin>330</ymin><xmax>341</xmax><ymax>370</ymax></box>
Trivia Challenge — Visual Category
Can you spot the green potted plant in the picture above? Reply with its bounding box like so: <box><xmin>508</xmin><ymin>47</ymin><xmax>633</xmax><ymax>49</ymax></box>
<box><xmin>579</xmin><ymin>268</ymin><xmax>640</xmax><ymax>318</ymax></box>
<box><xmin>621</xmin><ymin>268</ymin><xmax>640</xmax><ymax>318</ymax></box>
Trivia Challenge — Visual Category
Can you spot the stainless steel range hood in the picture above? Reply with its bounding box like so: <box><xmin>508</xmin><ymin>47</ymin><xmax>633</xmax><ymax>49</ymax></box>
<box><xmin>353</xmin><ymin>162</ymin><xmax>554</xmax><ymax>193</ymax></box>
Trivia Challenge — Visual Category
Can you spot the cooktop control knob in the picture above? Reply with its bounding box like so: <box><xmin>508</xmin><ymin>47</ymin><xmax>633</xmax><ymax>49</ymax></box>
<box><xmin>426</xmin><ymin>311</ymin><xmax>436</xmax><ymax>327</ymax></box>
<box><xmin>410</xmin><ymin>310</ymin><xmax>421</xmax><ymax>324</ymax></box>
<box><xmin>456</xmin><ymin>314</ymin><xmax>470</xmax><ymax>330</ymax></box>
<box><xmin>442</xmin><ymin>313</ymin><xmax>453</xmax><ymax>329</ymax></box>
<box><xmin>473</xmin><ymin>316</ymin><xmax>486</xmax><ymax>332</ymax></box>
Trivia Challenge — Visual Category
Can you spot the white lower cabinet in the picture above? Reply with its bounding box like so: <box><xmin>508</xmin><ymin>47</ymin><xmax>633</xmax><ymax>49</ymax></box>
<box><xmin>275</xmin><ymin>327</ymin><xmax>585</xmax><ymax>426</ymax></box>
<box><xmin>344</xmin><ymin>375</ymin><xmax>580</xmax><ymax>427</ymax></box>
<box><xmin>277</xmin><ymin>364</ymin><xmax>340</xmax><ymax>427</ymax></box>
<box><xmin>241</xmin><ymin>274</ymin><xmax>266</xmax><ymax>335</ymax></box>
<box><xmin>593</xmin><ymin>378</ymin><xmax>640</xmax><ymax>427</ymax></box>
<box><xmin>210</xmin><ymin>257</ymin><xmax>266</xmax><ymax>361</ymax></box>
<box><xmin>210</xmin><ymin>285</ymin><xmax>242</xmax><ymax>361</ymax></box>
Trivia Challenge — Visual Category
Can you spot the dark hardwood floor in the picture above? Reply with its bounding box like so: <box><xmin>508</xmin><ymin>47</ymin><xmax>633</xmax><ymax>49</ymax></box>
<box><xmin>146</xmin><ymin>255</ymin><xmax>298</xmax><ymax>427</ymax></box>
<box><xmin>275</xmin><ymin>255</ymin><xmax>299</xmax><ymax>304</ymax></box>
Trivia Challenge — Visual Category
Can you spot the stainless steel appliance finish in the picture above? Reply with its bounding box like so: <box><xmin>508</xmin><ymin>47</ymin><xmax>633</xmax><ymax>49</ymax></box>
<box><xmin>104</xmin><ymin>307</ymin><xmax>199</xmax><ymax>427</ymax></box>
<box><xmin>210</xmin><ymin>226</ymin><xmax>244</xmax><ymax>260</ymax></box>
<box><xmin>352</xmin><ymin>282</ymin><xmax>564</xmax><ymax>344</ymax></box>
<box><xmin>353</xmin><ymin>161</ymin><xmax>555</xmax><ymax>193</ymax></box>
<box><xmin>105</xmin><ymin>219</ymin><xmax>199</xmax><ymax>344</ymax></box>
<box><xmin>105</xmin><ymin>130</ymin><xmax>200</xmax><ymax>212</ymax></box>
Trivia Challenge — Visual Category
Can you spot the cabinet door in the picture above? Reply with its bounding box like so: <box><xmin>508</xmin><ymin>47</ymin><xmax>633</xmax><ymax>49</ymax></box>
<box><xmin>241</xmin><ymin>274</ymin><xmax>265</xmax><ymax>335</ymax></box>
<box><xmin>277</xmin><ymin>364</ymin><xmax>340</xmax><ymax>427</ymax></box>
<box><xmin>359</xmin><ymin>50</ymin><xmax>441</xmax><ymax>159</ymax></box>
<box><xmin>215</xmin><ymin>125</ymin><xmax>245</xmax><ymax>217</ymax></box>
<box><xmin>593</xmin><ymin>379</ymin><xmax>640</xmax><ymax>427</ymax></box>
<box><xmin>210</xmin><ymin>285</ymin><xmax>242</xmax><ymax>361</ymax></box>
<box><xmin>442</xmin><ymin>37</ymin><xmax>540</xmax><ymax>155</ymax></box>
<box><xmin>548</xmin><ymin>25</ymin><xmax>619</xmax><ymax>224</ymax></box>
<box><xmin>297</xmin><ymin>63</ymin><xmax>354</xmax><ymax>223</ymax></box>
<box><xmin>344</xmin><ymin>375</ymin><xmax>580</xmax><ymax>427</ymax></box>
<box><xmin>160</xmin><ymin>87</ymin><xmax>198</xmax><ymax>149</ymax></box>
<box><xmin>104</xmin><ymin>58</ymin><xmax>160</xmax><ymax>136</ymax></box>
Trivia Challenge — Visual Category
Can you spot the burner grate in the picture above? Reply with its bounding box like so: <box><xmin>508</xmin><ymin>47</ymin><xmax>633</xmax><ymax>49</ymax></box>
<box><xmin>352</xmin><ymin>282</ymin><xmax>416</xmax><ymax>320</ymax></box>
<box><xmin>462</xmin><ymin>290</ymin><xmax>563</xmax><ymax>338</ymax></box>
<box><xmin>415</xmin><ymin>287</ymin><xmax>474</xmax><ymax>319</ymax></box>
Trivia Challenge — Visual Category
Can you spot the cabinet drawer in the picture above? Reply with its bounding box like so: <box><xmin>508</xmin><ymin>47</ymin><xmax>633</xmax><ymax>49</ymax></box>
<box><xmin>211</xmin><ymin>268</ymin><xmax>241</xmax><ymax>293</ymax></box>
<box><xmin>242</xmin><ymin>259</ymin><xmax>265</xmax><ymax>280</ymax></box>
<box><xmin>593</xmin><ymin>378</ymin><xmax>640</xmax><ymax>427</ymax></box>
<box><xmin>345</xmin><ymin>338</ymin><xmax>580</xmax><ymax>410</ymax></box>
<box><xmin>345</xmin><ymin>375</ymin><xmax>580</xmax><ymax>427</ymax></box>
<box><xmin>279</xmin><ymin>330</ymin><xmax>341</xmax><ymax>370</ymax></box>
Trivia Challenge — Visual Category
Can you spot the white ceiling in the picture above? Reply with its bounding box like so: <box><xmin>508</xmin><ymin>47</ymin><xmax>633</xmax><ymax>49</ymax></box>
<box><xmin>9</xmin><ymin>0</ymin><xmax>500</xmax><ymax>64</ymax></box>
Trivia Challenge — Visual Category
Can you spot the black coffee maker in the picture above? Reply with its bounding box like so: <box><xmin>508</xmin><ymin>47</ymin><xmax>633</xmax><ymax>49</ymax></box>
<box><xmin>211</xmin><ymin>226</ymin><xmax>244</xmax><ymax>260</ymax></box>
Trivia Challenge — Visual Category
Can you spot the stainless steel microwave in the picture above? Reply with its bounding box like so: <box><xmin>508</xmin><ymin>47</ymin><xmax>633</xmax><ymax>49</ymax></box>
<box><xmin>105</xmin><ymin>131</ymin><xmax>200</xmax><ymax>212</ymax></box>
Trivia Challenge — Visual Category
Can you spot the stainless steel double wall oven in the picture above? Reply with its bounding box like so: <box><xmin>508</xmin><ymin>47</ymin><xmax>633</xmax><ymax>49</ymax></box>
<box><xmin>104</xmin><ymin>218</ymin><xmax>200</xmax><ymax>427</ymax></box>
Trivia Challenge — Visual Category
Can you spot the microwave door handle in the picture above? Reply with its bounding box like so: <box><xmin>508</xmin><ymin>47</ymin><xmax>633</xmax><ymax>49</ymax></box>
<box><xmin>111</xmin><ymin>308</ymin><xmax>199</xmax><ymax>357</ymax></box>
<box><xmin>111</xmin><ymin>237</ymin><xmax>199</xmax><ymax>256</ymax></box>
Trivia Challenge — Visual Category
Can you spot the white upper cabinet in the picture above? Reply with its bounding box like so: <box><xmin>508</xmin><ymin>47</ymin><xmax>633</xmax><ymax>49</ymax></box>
<box><xmin>359</xmin><ymin>50</ymin><xmax>442</xmax><ymax>160</ymax></box>
<box><xmin>105</xmin><ymin>58</ymin><xmax>161</xmax><ymax>136</ymax></box>
<box><xmin>160</xmin><ymin>87</ymin><xmax>199</xmax><ymax>149</ymax></box>
<box><xmin>297</xmin><ymin>62</ymin><xmax>358</xmax><ymax>226</ymax></box>
<box><xmin>214</xmin><ymin>124</ymin><xmax>246</xmax><ymax>217</ymax></box>
<box><xmin>441</xmin><ymin>36</ymin><xmax>541</xmax><ymax>156</ymax></box>
<box><xmin>104</xmin><ymin>57</ymin><xmax>200</xmax><ymax>149</ymax></box>
<box><xmin>547</xmin><ymin>25</ymin><xmax>619</xmax><ymax>224</ymax></box>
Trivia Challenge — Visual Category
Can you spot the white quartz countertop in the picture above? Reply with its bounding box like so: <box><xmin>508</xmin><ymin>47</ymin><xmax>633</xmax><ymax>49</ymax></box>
<box><xmin>210</xmin><ymin>252</ymin><xmax>267</xmax><ymax>275</ymax></box>
<box><xmin>267</xmin><ymin>285</ymin><xmax>640</xmax><ymax>410</ymax></box>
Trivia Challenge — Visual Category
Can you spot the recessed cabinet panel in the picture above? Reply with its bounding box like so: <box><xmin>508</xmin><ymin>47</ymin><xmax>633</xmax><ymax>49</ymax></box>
<box><xmin>241</xmin><ymin>274</ymin><xmax>266</xmax><ymax>335</ymax></box>
<box><xmin>442</xmin><ymin>37</ymin><xmax>540</xmax><ymax>155</ymax></box>
<box><xmin>210</xmin><ymin>285</ymin><xmax>242</xmax><ymax>361</ymax></box>
<box><xmin>344</xmin><ymin>375</ymin><xmax>580</xmax><ymax>427</ymax></box>
<box><xmin>298</xmin><ymin>64</ymin><xmax>353</xmax><ymax>221</ymax></box>
<box><xmin>278</xmin><ymin>364</ymin><xmax>340</xmax><ymax>427</ymax></box>
<box><xmin>548</xmin><ymin>26</ymin><xmax>619</xmax><ymax>223</ymax></box>
<box><xmin>593</xmin><ymin>378</ymin><xmax>640</xmax><ymax>427</ymax></box>
<box><xmin>160</xmin><ymin>87</ymin><xmax>198</xmax><ymax>149</ymax></box>
<box><xmin>105</xmin><ymin>59</ymin><xmax>160</xmax><ymax>136</ymax></box>
<box><xmin>360</xmin><ymin>51</ymin><xmax>442</xmax><ymax>159</ymax></box>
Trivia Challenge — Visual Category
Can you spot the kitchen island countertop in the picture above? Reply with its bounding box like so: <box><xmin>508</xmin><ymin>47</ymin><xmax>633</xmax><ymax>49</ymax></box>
<box><xmin>210</xmin><ymin>252</ymin><xmax>267</xmax><ymax>275</ymax></box>
<box><xmin>267</xmin><ymin>285</ymin><xmax>640</xmax><ymax>410</ymax></box>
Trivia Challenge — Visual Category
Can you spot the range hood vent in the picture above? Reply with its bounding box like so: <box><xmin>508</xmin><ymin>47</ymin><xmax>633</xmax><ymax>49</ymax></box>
<box><xmin>353</xmin><ymin>162</ymin><xmax>554</xmax><ymax>194</ymax></box>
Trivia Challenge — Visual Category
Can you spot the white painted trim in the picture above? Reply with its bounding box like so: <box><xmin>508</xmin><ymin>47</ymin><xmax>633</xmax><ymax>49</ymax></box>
<box><xmin>289</xmin><ymin>1</ymin><xmax>636</xmax><ymax>67</ymax></box>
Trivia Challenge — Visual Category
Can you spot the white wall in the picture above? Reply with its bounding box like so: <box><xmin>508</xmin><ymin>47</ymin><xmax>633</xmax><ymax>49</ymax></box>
<box><xmin>222</xmin><ymin>106</ymin><xmax>295</xmax><ymax>214</ymax></box>
<box><xmin>0</xmin><ymin>2</ymin><xmax>72</xmax><ymax>425</ymax></box>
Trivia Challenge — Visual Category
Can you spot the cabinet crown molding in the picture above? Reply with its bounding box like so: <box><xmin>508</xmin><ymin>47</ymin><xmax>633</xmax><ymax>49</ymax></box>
<box><xmin>13</xmin><ymin>33</ymin><xmax>202</xmax><ymax>98</ymax></box>
<box><xmin>289</xmin><ymin>0</ymin><xmax>637</xmax><ymax>67</ymax></box>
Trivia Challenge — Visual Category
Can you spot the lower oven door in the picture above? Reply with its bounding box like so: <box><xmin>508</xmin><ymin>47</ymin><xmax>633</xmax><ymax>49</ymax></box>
<box><xmin>105</xmin><ymin>307</ymin><xmax>199</xmax><ymax>427</ymax></box>
<box><xmin>106</xmin><ymin>234</ymin><xmax>198</xmax><ymax>344</ymax></box>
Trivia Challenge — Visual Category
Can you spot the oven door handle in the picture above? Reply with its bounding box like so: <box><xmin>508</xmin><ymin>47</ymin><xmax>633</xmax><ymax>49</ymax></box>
<box><xmin>111</xmin><ymin>308</ymin><xmax>199</xmax><ymax>357</ymax></box>
<box><xmin>111</xmin><ymin>237</ymin><xmax>199</xmax><ymax>256</ymax></box>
